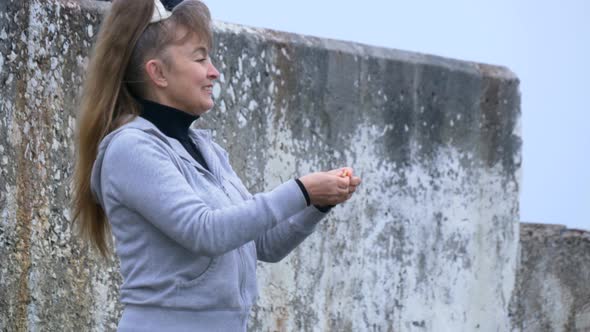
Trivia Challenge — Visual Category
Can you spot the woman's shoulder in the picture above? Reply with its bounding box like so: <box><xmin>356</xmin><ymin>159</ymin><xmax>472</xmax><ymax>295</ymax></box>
<box><xmin>91</xmin><ymin>117</ymin><xmax>179</xmax><ymax>205</ymax></box>
<box><xmin>100</xmin><ymin>117</ymin><xmax>176</xmax><ymax>162</ymax></box>
<box><xmin>103</xmin><ymin>116</ymin><xmax>171</xmax><ymax>147</ymax></box>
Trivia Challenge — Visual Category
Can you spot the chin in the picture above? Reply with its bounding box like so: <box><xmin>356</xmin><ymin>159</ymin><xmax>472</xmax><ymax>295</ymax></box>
<box><xmin>189</xmin><ymin>100</ymin><xmax>213</xmax><ymax>115</ymax></box>
<box><xmin>202</xmin><ymin>102</ymin><xmax>214</xmax><ymax>112</ymax></box>
<box><xmin>195</xmin><ymin>105</ymin><xmax>213</xmax><ymax>115</ymax></box>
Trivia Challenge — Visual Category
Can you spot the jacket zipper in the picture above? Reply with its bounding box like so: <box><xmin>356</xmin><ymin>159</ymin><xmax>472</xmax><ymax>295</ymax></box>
<box><xmin>183</xmin><ymin>138</ymin><xmax>249</xmax><ymax>308</ymax></box>
<box><xmin>237</xmin><ymin>246</ymin><xmax>247</xmax><ymax>307</ymax></box>
<box><xmin>205</xmin><ymin>170</ymin><xmax>248</xmax><ymax>307</ymax></box>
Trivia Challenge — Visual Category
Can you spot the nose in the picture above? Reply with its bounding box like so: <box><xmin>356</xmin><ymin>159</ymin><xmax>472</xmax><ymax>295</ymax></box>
<box><xmin>207</xmin><ymin>62</ymin><xmax>220</xmax><ymax>80</ymax></box>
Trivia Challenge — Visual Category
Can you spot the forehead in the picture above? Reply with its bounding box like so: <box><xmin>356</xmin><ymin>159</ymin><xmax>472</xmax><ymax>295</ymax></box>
<box><xmin>172</xmin><ymin>26</ymin><xmax>209</xmax><ymax>53</ymax></box>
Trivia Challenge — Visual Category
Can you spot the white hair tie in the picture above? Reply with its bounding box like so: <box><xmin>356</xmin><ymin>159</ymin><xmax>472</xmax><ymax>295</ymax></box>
<box><xmin>150</xmin><ymin>0</ymin><xmax>172</xmax><ymax>23</ymax></box>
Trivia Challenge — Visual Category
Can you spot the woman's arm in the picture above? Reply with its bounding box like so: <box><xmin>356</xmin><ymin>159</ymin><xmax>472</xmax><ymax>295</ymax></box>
<box><xmin>255</xmin><ymin>205</ymin><xmax>328</xmax><ymax>263</ymax></box>
<box><xmin>100</xmin><ymin>130</ymin><xmax>308</xmax><ymax>257</ymax></box>
<box><xmin>255</xmin><ymin>169</ymin><xmax>361</xmax><ymax>262</ymax></box>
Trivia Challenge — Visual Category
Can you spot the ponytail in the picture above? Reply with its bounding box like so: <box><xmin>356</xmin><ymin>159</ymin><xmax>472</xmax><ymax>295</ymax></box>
<box><xmin>72</xmin><ymin>0</ymin><xmax>155</xmax><ymax>258</ymax></box>
<box><xmin>72</xmin><ymin>0</ymin><xmax>214</xmax><ymax>257</ymax></box>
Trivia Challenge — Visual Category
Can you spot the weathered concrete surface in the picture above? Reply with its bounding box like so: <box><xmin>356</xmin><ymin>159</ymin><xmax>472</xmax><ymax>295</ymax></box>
<box><xmin>211</xmin><ymin>21</ymin><xmax>521</xmax><ymax>332</ymax></box>
<box><xmin>510</xmin><ymin>223</ymin><xmax>590</xmax><ymax>332</ymax></box>
<box><xmin>0</xmin><ymin>1</ymin><xmax>121</xmax><ymax>331</ymax></box>
<box><xmin>0</xmin><ymin>0</ymin><xmax>525</xmax><ymax>331</ymax></box>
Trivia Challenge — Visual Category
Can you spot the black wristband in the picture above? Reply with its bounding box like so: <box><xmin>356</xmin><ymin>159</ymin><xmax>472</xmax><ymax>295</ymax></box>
<box><xmin>294</xmin><ymin>178</ymin><xmax>311</xmax><ymax>206</ymax></box>
<box><xmin>314</xmin><ymin>204</ymin><xmax>334</xmax><ymax>213</ymax></box>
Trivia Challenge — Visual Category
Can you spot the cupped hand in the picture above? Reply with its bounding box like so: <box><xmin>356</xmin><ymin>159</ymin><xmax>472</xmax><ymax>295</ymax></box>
<box><xmin>298</xmin><ymin>172</ymin><xmax>350</xmax><ymax>206</ymax></box>
<box><xmin>328</xmin><ymin>167</ymin><xmax>362</xmax><ymax>196</ymax></box>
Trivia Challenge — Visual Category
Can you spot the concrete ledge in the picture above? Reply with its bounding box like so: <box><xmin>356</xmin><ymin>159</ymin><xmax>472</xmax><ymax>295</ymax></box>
<box><xmin>511</xmin><ymin>223</ymin><xmax>590</xmax><ymax>332</ymax></box>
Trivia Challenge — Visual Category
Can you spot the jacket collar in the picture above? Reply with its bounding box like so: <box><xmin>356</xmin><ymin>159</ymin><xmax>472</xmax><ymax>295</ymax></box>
<box><xmin>119</xmin><ymin>116</ymin><xmax>217</xmax><ymax>176</ymax></box>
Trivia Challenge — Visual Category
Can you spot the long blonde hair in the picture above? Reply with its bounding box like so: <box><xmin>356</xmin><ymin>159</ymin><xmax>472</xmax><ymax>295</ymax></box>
<box><xmin>72</xmin><ymin>0</ymin><xmax>212</xmax><ymax>257</ymax></box>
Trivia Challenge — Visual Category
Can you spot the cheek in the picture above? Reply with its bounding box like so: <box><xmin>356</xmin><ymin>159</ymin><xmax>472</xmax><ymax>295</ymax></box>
<box><xmin>194</xmin><ymin>65</ymin><xmax>209</xmax><ymax>81</ymax></box>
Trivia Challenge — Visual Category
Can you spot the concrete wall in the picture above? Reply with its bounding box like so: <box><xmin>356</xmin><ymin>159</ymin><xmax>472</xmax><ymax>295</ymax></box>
<box><xmin>0</xmin><ymin>1</ymin><xmax>122</xmax><ymax>331</ymax></box>
<box><xmin>510</xmin><ymin>223</ymin><xmax>590</xmax><ymax>332</ymax></box>
<box><xmin>0</xmin><ymin>1</ymin><xmax>525</xmax><ymax>331</ymax></box>
<box><xmin>210</xmin><ymin>21</ymin><xmax>522</xmax><ymax>332</ymax></box>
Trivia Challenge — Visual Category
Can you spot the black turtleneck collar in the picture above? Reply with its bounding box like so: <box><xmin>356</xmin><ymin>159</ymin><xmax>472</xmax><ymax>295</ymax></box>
<box><xmin>138</xmin><ymin>98</ymin><xmax>209</xmax><ymax>171</ymax></box>
<box><xmin>139</xmin><ymin>99</ymin><xmax>199</xmax><ymax>142</ymax></box>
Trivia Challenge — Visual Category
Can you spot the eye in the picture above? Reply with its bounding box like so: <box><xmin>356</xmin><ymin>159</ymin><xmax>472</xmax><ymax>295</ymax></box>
<box><xmin>195</xmin><ymin>55</ymin><xmax>209</xmax><ymax>63</ymax></box>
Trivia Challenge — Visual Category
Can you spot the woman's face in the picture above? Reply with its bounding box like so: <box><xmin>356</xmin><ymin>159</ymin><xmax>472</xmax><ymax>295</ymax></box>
<box><xmin>160</xmin><ymin>32</ymin><xmax>219</xmax><ymax>115</ymax></box>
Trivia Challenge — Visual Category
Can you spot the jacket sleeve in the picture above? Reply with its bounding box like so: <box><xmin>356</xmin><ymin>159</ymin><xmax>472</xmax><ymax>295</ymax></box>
<box><xmin>100</xmin><ymin>130</ymin><xmax>308</xmax><ymax>257</ymax></box>
<box><xmin>255</xmin><ymin>206</ymin><xmax>328</xmax><ymax>263</ymax></box>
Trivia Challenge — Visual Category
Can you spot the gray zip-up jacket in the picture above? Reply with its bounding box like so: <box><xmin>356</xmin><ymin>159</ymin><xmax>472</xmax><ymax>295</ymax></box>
<box><xmin>90</xmin><ymin>116</ymin><xmax>328</xmax><ymax>331</ymax></box>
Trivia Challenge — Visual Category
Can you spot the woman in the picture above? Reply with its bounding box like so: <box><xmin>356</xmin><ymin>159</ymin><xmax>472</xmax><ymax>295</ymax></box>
<box><xmin>72</xmin><ymin>0</ymin><xmax>361</xmax><ymax>330</ymax></box>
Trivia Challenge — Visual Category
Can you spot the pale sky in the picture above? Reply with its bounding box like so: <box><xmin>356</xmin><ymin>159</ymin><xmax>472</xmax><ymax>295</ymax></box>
<box><xmin>204</xmin><ymin>0</ymin><xmax>590</xmax><ymax>231</ymax></box>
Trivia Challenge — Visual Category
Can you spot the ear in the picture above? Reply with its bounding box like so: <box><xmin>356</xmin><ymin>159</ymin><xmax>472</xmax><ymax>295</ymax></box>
<box><xmin>145</xmin><ymin>59</ymin><xmax>169</xmax><ymax>88</ymax></box>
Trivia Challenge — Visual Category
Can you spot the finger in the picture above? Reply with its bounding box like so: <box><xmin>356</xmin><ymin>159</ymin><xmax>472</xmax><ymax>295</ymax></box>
<box><xmin>334</xmin><ymin>192</ymin><xmax>349</xmax><ymax>204</ymax></box>
<box><xmin>350</xmin><ymin>176</ymin><xmax>361</xmax><ymax>186</ymax></box>
<box><xmin>337</xmin><ymin>176</ymin><xmax>350</xmax><ymax>189</ymax></box>
<box><xmin>348</xmin><ymin>185</ymin><xmax>356</xmax><ymax>194</ymax></box>
<box><xmin>330</xmin><ymin>192</ymin><xmax>347</xmax><ymax>205</ymax></box>
<box><xmin>339</xmin><ymin>185</ymin><xmax>350</xmax><ymax>195</ymax></box>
